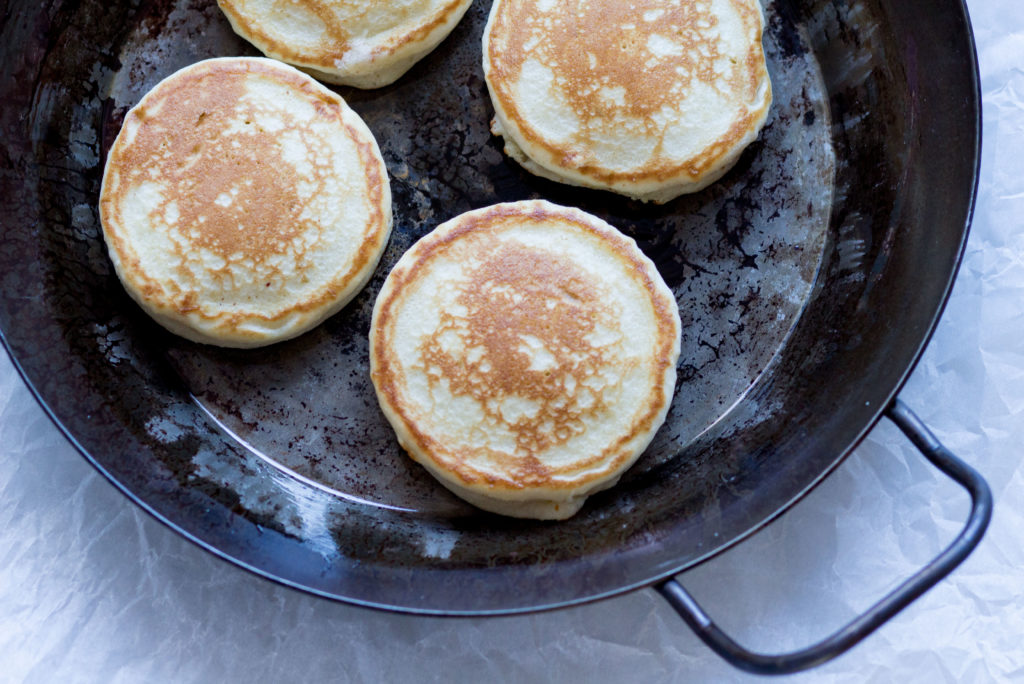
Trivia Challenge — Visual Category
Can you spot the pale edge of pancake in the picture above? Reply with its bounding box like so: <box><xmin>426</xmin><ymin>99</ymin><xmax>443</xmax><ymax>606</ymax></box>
<box><xmin>99</xmin><ymin>57</ymin><xmax>393</xmax><ymax>348</ymax></box>
<box><xmin>369</xmin><ymin>200</ymin><xmax>681</xmax><ymax>520</ymax></box>
<box><xmin>217</xmin><ymin>0</ymin><xmax>474</xmax><ymax>89</ymax></box>
<box><xmin>481</xmin><ymin>0</ymin><xmax>773</xmax><ymax>204</ymax></box>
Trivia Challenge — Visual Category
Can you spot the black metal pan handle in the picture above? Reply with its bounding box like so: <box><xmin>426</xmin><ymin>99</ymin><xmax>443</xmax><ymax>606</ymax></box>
<box><xmin>655</xmin><ymin>398</ymin><xmax>993</xmax><ymax>675</ymax></box>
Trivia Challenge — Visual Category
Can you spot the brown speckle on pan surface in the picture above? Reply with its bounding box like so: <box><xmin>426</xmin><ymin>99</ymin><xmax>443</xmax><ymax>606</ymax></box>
<box><xmin>7</xmin><ymin>0</ymin><xmax>974</xmax><ymax>613</ymax></box>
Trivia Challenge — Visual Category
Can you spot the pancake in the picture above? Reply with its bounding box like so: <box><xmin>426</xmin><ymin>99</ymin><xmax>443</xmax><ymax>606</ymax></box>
<box><xmin>370</xmin><ymin>201</ymin><xmax>681</xmax><ymax>519</ymax></box>
<box><xmin>483</xmin><ymin>0</ymin><xmax>773</xmax><ymax>203</ymax></box>
<box><xmin>99</xmin><ymin>57</ymin><xmax>392</xmax><ymax>348</ymax></box>
<box><xmin>217</xmin><ymin>0</ymin><xmax>475</xmax><ymax>89</ymax></box>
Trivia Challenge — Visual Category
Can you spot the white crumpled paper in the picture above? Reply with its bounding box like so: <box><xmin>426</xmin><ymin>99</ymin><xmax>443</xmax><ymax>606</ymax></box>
<box><xmin>2</xmin><ymin>0</ymin><xmax>1022</xmax><ymax>680</ymax></box>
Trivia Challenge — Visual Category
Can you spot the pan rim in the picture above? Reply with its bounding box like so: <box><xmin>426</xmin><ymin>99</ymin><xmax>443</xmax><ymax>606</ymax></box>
<box><xmin>0</xmin><ymin>0</ymin><xmax>982</xmax><ymax>615</ymax></box>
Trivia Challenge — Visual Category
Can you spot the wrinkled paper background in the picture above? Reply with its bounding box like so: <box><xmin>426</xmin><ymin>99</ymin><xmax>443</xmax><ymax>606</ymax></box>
<box><xmin>2</xmin><ymin>0</ymin><xmax>1022</xmax><ymax>680</ymax></box>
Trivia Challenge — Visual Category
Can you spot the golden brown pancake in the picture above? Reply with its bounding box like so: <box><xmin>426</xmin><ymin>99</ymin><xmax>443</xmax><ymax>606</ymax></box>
<box><xmin>99</xmin><ymin>57</ymin><xmax>392</xmax><ymax>347</ymax></box>
<box><xmin>218</xmin><ymin>0</ymin><xmax>475</xmax><ymax>88</ymax></box>
<box><xmin>483</xmin><ymin>0</ymin><xmax>772</xmax><ymax>202</ymax></box>
<box><xmin>370</xmin><ymin>201</ymin><xmax>681</xmax><ymax>519</ymax></box>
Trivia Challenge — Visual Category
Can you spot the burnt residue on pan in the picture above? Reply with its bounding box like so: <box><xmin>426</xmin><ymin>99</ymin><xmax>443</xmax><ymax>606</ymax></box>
<box><xmin>106</xmin><ymin>0</ymin><xmax>833</xmax><ymax>517</ymax></box>
<box><xmin>1</xmin><ymin>0</ymin><xmax>977</xmax><ymax>613</ymax></box>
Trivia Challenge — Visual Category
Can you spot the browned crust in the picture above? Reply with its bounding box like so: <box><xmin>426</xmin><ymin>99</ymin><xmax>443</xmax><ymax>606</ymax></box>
<box><xmin>217</xmin><ymin>0</ymin><xmax>472</xmax><ymax>71</ymax></box>
<box><xmin>370</xmin><ymin>202</ymin><xmax>680</xmax><ymax>493</ymax></box>
<box><xmin>483</xmin><ymin>0</ymin><xmax>772</xmax><ymax>186</ymax></box>
<box><xmin>99</xmin><ymin>58</ymin><xmax>390</xmax><ymax>343</ymax></box>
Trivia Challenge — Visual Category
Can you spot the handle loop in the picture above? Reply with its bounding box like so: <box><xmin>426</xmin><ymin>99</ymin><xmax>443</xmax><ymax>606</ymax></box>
<box><xmin>656</xmin><ymin>399</ymin><xmax>992</xmax><ymax>675</ymax></box>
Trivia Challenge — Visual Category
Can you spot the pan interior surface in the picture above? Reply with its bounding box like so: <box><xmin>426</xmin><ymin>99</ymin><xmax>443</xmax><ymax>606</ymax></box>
<box><xmin>118</xmin><ymin>0</ymin><xmax>833</xmax><ymax>516</ymax></box>
<box><xmin>0</xmin><ymin>0</ymin><xmax>978</xmax><ymax>613</ymax></box>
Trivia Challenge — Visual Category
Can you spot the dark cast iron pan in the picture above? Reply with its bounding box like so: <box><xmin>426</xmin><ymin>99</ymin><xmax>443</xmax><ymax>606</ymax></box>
<box><xmin>0</xmin><ymin>0</ymin><xmax>991</xmax><ymax>674</ymax></box>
